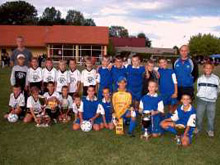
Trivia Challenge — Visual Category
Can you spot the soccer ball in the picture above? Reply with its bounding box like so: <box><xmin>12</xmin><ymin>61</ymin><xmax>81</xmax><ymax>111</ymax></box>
<box><xmin>80</xmin><ymin>120</ymin><xmax>92</xmax><ymax>132</ymax></box>
<box><xmin>7</xmin><ymin>113</ymin><xmax>18</xmax><ymax>123</ymax></box>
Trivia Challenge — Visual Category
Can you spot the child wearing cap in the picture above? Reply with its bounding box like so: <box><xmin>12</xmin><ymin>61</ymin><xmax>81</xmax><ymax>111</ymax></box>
<box><xmin>10</xmin><ymin>54</ymin><xmax>28</xmax><ymax>91</ymax></box>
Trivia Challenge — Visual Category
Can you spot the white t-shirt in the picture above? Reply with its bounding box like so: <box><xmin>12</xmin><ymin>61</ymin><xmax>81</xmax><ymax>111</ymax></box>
<box><xmin>56</xmin><ymin>70</ymin><xmax>70</xmax><ymax>92</ymax></box>
<box><xmin>81</xmin><ymin>69</ymin><xmax>98</xmax><ymax>87</ymax></box>
<box><xmin>27</xmin><ymin>96</ymin><xmax>42</xmax><ymax>114</ymax></box>
<box><xmin>9</xmin><ymin>93</ymin><xmax>25</xmax><ymax>108</ymax></box>
<box><xmin>42</xmin><ymin>67</ymin><xmax>57</xmax><ymax>83</ymax></box>
<box><xmin>69</xmin><ymin>69</ymin><xmax>81</xmax><ymax>93</ymax></box>
<box><xmin>58</xmin><ymin>95</ymin><xmax>73</xmax><ymax>109</ymax></box>
<box><xmin>43</xmin><ymin>91</ymin><xmax>60</xmax><ymax>100</ymax></box>
<box><xmin>27</xmin><ymin>67</ymin><xmax>43</xmax><ymax>83</ymax></box>
<box><xmin>72</xmin><ymin>101</ymin><xmax>83</xmax><ymax>114</ymax></box>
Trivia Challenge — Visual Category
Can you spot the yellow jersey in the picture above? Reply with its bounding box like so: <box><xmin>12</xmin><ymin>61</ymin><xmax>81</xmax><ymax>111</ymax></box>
<box><xmin>112</xmin><ymin>90</ymin><xmax>132</xmax><ymax>119</ymax></box>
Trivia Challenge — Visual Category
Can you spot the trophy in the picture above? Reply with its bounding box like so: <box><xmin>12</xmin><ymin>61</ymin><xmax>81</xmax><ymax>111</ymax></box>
<box><xmin>174</xmin><ymin>124</ymin><xmax>186</xmax><ymax>145</ymax></box>
<box><xmin>140</xmin><ymin>111</ymin><xmax>151</xmax><ymax>140</ymax></box>
<box><xmin>115</xmin><ymin>118</ymin><xmax>124</xmax><ymax>135</ymax></box>
<box><xmin>61</xmin><ymin>99</ymin><xmax>69</xmax><ymax>123</ymax></box>
<box><xmin>39</xmin><ymin>95</ymin><xmax>46</xmax><ymax>106</ymax></box>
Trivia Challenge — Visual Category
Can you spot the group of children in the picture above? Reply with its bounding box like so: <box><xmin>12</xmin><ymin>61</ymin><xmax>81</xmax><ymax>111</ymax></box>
<box><xmin>4</xmin><ymin>51</ymin><xmax>220</xmax><ymax>147</ymax></box>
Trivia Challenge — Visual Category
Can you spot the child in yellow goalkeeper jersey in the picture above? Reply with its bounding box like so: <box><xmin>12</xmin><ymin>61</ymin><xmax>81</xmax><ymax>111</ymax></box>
<box><xmin>112</xmin><ymin>76</ymin><xmax>136</xmax><ymax>137</ymax></box>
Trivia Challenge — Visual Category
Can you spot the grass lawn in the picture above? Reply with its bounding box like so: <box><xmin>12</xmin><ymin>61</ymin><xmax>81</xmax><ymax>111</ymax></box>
<box><xmin>0</xmin><ymin>66</ymin><xmax>220</xmax><ymax>165</ymax></box>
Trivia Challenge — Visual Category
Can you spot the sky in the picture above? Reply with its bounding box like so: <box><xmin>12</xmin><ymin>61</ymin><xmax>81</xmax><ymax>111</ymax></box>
<box><xmin>1</xmin><ymin>0</ymin><xmax>220</xmax><ymax>47</ymax></box>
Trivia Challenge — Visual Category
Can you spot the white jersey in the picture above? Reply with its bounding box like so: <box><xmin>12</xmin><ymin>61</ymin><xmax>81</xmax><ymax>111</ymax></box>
<box><xmin>58</xmin><ymin>95</ymin><xmax>73</xmax><ymax>109</ymax></box>
<box><xmin>9</xmin><ymin>93</ymin><xmax>25</xmax><ymax>108</ymax></box>
<box><xmin>69</xmin><ymin>69</ymin><xmax>81</xmax><ymax>93</ymax></box>
<box><xmin>43</xmin><ymin>91</ymin><xmax>60</xmax><ymax>100</ymax></box>
<box><xmin>42</xmin><ymin>67</ymin><xmax>57</xmax><ymax>83</ymax></box>
<box><xmin>81</xmin><ymin>69</ymin><xmax>98</xmax><ymax>86</ymax></box>
<box><xmin>56</xmin><ymin>70</ymin><xmax>70</xmax><ymax>92</ymax></box>
<box><xmin>27</xmin><ymin>96</ymin><xmax>42</xmax><ymax>114</ymax></box>
<box><xmin>27</xmin><ymin>67</ymin><xmax>43</xmax><ymax>83</ymax></box>
<box><xmin>72</xmin><ymin>101</ymin><xmax>83</xmax><ymax>114</ymax></box>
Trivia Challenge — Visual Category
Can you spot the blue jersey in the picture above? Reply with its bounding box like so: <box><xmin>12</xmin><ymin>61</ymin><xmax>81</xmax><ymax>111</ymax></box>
<box><xmin>140</xmin><ymin>93</ymin><xmax>164</xmax><ymax>134</ymax></box>
<box><xmin>174</xmin><ymin>58</ymin><xmax>194</xmax><ymax>87</ymax></box>
<box><xmin>127</xmin><ymin>65</ymin><xmax>145</xmax><ymax>101</ymax></box>
<box><xmin>82</xmin><ymin>98</ymin><xmax>99</xmax><ymax>120</ymax></box>
<box><xmin>111</xmin><ymin>66</ymin><xmax>127</xmax><ymax>91</ymax></box>
<box><xmin>171</xmin><ymin>105</ymin><xmax>196</xmax><ymax>128</ymax></box>
<box><xmin>98</xmin><ymin>67</ymin><xmax>113</xmax><ymax>89</ymax></box>
<box><xmin>158</xmin><ymin>68</ymin><xmax>175</xmax><ymax>95</ymax></box>
<box><xmin>100</xmin><ymin>100</ymin><xmax>112</xmax><ymax>122</ymax></box>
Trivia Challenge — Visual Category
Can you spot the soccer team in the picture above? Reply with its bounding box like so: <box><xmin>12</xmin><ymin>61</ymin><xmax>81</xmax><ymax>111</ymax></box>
<box><xmin>5</xmin><ymin>45</ymin><xmax>220</xmax><ymax>147</ymax></box>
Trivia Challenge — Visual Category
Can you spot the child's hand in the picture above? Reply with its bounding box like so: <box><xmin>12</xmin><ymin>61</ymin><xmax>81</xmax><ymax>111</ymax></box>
<box><xmin>104</xmin><ymin>122</ymin><xmax>108</xmax><ymax>128</ymax></box>
<box><xmin>151</xmin><ymin>111</ymin><xmax>158</xmax><ymax>116</ymax></box>
<box><xmin>171</xmin><ymin>93</ymin><xmax>178</xmax><ymax>98</ymax></box>
<box><xmin>89</xmin><ymin>118</ymin><xmax>94</xmax><ymax>125</ymax></box>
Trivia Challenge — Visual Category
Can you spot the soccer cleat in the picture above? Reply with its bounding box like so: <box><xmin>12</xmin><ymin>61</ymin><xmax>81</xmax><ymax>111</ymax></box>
<box><xmin>35</xmin><ymin>124</ymin><xmax>41</xmax><ymax>127</ymax></box>
<box><xmin>207</xmin><ymin>131</ymin><xmax>214</xmax><ymax>137</ymax></box>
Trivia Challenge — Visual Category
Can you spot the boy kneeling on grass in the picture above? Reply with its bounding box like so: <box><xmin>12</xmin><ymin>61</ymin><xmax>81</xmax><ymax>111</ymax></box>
<box><xmin>24</xmin><ymin>87</ymin><xmax>50</xmax><ymax>127</ymax></box>
<box><xmin>72</xmin><ymin>85</ymin><xmax>104</xmax><ymax>131</ymax></box>
<box><xmin>4</xmin><ymin>85</ymin><xmax>25</xmax><ymax>121</ymax></box>
<box><xmin>160</xmin><ymin>94</ymin><xmax>196</xmax><ymax>147</ymax></box>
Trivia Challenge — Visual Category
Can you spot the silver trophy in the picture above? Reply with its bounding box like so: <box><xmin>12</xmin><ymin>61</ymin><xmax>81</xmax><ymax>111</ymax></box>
<box><xmin>140</xmin><ymin>111</ymin><xmax>151</xmax><ymax>140</ymax></box>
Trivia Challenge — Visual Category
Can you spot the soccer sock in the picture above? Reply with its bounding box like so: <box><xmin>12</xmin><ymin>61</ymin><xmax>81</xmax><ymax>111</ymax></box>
<box><xmin>166</xmin><ymin>126</ymin><xmax>177</xmax><ymax>134</ymax></box>
<box><xmin>128</xmin><ymin>119</ymin><xmax>136</xmax><ymax>134</ymax></box>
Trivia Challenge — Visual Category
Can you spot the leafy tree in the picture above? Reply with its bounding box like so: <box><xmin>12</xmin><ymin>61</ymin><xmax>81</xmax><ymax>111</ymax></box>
<box><xmin>66</xmin><ymin>10</ymin><xmax>85</xmax><ymax>25</ymax></box>
<box><xmin>84</xmin><ymin>18</ymin><xmax>96</xmax><ymax>26</ymax></box>
<box><xmin>109</xmin><ymin>26</ymin><xmax>129</xmax><ymax>37</ymax></box>
<box><xmin>189</xmin><ymin>33</ymin><xmax>220</xmax><ymax>56</ymax></box>
<box><xmin>137</xmin><ymin>32</ymin><xmax>152</xmax><ymax>47</ymax></box>
<box><xmin>107</xmin><ymin>39</ymin><xmax>115</xmax><ymax>56</ymax></box>
<box><xmin>0</xmin><ymin>1</ymin><xmax>38</xmax><ymax>25</ymax></box>
<box><xmin>38</xmin><ymin>7</ymin><xmax>63</xmax><ymax>25</ymax></box>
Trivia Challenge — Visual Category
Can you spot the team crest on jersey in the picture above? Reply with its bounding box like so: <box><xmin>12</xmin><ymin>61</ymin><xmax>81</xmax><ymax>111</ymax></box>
<box><xmin>87</xmin><ymin>77</ymin><xmax>94</xmax><ymax>83</ymax></box>
<box><xmin>33</xmin><ymin>74</ymin><xmax>40</xmax><ymax>81</ymax></box>
<box><xmin>59</xmin><ymin>77</ymin><xmax>66</xmax><ymax>84</ymax></box>
<box><xmin>47</xmin><ymin>76</ymin><xmax>53</xmax><ymax>81</ymax></box>
<box><xmin>70</xmin><ymin>76</ymin><xmax>76</xmax><ymax>82</ymax></box>
<box><xmin>17</xmin><ymin>72</ymin><xmax>26</xmax><ymax>79</ymax></box>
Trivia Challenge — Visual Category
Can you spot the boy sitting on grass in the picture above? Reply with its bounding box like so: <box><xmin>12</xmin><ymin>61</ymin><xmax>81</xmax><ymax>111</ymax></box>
<box><xmin>72</xmin><ymin>85</ymin><xmax>104</xmax><ymax>131</ymax></box>
<box><xmin>99</xmin><ymin>87</ymin><xmax>114</xmax><ymax>130</ymax></box>
<box><xmin>160</xmin><ymin>94</ymin><xmax>196</xmax><ymax>147</ymax></box>
<box><xmin>24</xmin><ymin>87</ymin><xmax>50</xmax><ymax>127</ymax></box>
<box><xmin>58</xmin><ymin>86</ymin><xmax>73</xmax><ymax>123</ymax></box>
<box><xmin>4</xmin><ymin>85</ymin><xmax>25</xmax><ymax>121</ymax></box>
<box><xmin>139</xmin><ymin>80</ymin><xmax>164</xmax><ymax>139</ymax></box>
<box><xmin>43</xmin><ymin>81</ymin><xmax>60</xmax><ymax>124</ymax></box>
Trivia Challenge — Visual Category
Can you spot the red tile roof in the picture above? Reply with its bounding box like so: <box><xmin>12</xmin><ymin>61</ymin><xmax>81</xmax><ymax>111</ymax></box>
<box><xmin>0</xmin><ymin>25</ymin><xmax>109</xmax><ymax>47</ymax></box>
<box><xmin>110</xmin><ymin>37</ymin><xmax>146</xmax><ymax>48</ymax></box>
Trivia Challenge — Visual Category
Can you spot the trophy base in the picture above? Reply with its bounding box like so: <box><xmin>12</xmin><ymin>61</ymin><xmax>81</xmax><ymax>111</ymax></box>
<box><xmin>140</xmin><ymin>134</ymin><xmax>150</xmax><ymax>141</ymax></box>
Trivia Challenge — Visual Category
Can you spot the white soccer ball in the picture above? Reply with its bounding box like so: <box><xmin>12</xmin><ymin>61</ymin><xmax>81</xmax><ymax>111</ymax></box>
<box><xmin>7</xmin><ymin>113</ymin><xmax>18</xmax><ymax>123</ymax></box>
<box><xmin>80</xmin><ymin>120</ymin><xmax>92</xmax><ymax>132</ymax></box>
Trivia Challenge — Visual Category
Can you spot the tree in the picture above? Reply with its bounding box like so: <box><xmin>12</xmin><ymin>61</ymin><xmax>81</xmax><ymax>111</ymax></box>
<box><xmin>66</xmin><ymin>10</ymin><xmax>85</xmax><ymax>25</ymax></box>
<box><xmin>189</xmin><ymin>33</ymin><xmax>220</xmax><ymax>56</ymax></box>
<box><xmin>107</xmin><ymin>39</ymin><xmax>115</xmax><ymax>56</ymax></box>
<box><xmin>0</xmin><ymin>1</ymin><xmax>38</xmax><ymax>25</ymax></box>
<box><xmin>84</xmin><ymin>18</ymin><xmax>96</xmax><ymax>26</ymax></box>
<box><xmin>137</xmin><ymin>32</ymin><xmax>152</xmax><ymax>47</ymax></box>
<box><xmin>109</xmin><ymin>26</ymin><xmax>129</xmax><ymax>37</ymax></box>
<box><xmin>38</xmin><ymin>7</ymin><xmax>63</xmax><ymax>25</ymax></box>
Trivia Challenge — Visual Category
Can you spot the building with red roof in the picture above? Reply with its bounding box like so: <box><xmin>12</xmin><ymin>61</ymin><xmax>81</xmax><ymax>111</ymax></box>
<box><xmin>0</xmin><ymin>25</ymin><xmax>109</xmax><ymax>61</ymax></box>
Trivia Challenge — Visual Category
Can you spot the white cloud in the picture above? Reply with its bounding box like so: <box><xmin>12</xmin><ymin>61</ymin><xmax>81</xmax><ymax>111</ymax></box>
<box><xmin>126</xmin><ymin>1</ymin><xmax>165</xmax><ymax>10</ymax></box>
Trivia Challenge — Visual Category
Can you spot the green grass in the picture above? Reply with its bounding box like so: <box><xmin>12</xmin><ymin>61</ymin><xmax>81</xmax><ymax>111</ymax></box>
<box><xmin>1</xmin><ymin>67</ymin><xmax>220</xmax><ymax>165</ymax></box>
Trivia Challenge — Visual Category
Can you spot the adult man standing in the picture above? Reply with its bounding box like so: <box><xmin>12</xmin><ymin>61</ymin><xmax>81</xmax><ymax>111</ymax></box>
<box><xmin>174</xmin><ymin>45</ymin><xmax>198</xmax><ymax>100</ymax></box>
<box><xmin>10</xmin><ymin>36</ymin><xmax>32</xmax><ymax>67</ymax></box>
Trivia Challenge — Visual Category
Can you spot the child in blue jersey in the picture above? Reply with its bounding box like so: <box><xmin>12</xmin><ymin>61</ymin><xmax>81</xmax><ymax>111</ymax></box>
<box><xmin>111</xmin><ymin>55</ymin><xmax>127</xmax><ymax>91</ymax></box>
<box><xmin>127</xmin><ymin>55</ymin><xmax>145</xmax><ymax>109</ymax></box>
<box><xmin>72</xmin><ymin>85</ymin><xmax>104</xmax><ymax>131</ymax></box>
<box><xmin>158</xmin><ymin>58</ymin><xmax>178</xmax><ymax>114</ymax></box>
<box><xmin>139</xmin><ymin>80</ymin><xmax>164</xmax><ymax>138</ymax></box>
<box><xmin>160</xmin><ymin>94</ymin><xmax>196</xmax><ymax>147</ymax></box>
<box><xmin>97</xmin><ymin>56</ymin><xmax>113</xmax><ymax>100</ymax></box>
<box><xmin>99</xmin><ymin>88</ymin><xmax>114</xmax><ymax>130</ymax></box>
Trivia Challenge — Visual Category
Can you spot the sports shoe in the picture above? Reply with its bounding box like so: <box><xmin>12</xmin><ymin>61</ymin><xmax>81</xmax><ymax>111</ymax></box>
<box><xmin>207</xmin><ymin>131</ymin><xmax>214</xmax><ymax>137</ymax></box>
<box><xmin>35</xmin><ymin>124</ymin><xmax>41</xmax><ymax>127</ymax></box>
